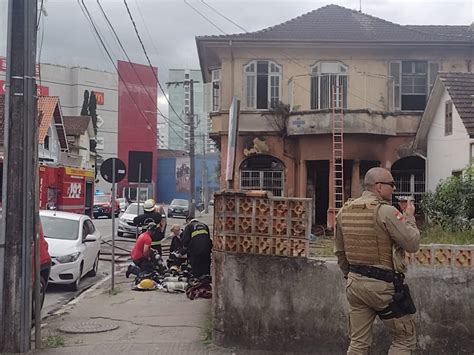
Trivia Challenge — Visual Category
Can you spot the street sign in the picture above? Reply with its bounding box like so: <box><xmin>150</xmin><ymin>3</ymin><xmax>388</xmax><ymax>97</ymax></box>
<box><xmin>100</xmin><ymin>158</ymin><xmax>126</xmax><ymax>183</ymax></box>
<box><xmin>128</xmin><ymin>151</ymin><xmax>153</xmax><ymax>183</ymax></box>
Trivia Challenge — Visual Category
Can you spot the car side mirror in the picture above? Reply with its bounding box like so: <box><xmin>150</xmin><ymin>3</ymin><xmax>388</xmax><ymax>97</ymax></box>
<box><xmin>84</xmin><ymin>234</ymin><xmax>97</xmax><ymax>242</ymax></box>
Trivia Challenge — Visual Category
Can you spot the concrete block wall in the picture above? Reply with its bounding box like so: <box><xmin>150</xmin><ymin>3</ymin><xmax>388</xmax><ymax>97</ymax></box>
<box><xmin>213</xmin><ymin>251</ymin><xmax>474</xmax><ymax>354</ymax></box>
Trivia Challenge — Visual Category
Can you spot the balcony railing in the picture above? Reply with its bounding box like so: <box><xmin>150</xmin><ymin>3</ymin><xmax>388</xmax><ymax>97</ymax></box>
<box><xmin>289</xmin><ymin>73</ymin><xmax>395</xmax><ymax>112</ymax></box>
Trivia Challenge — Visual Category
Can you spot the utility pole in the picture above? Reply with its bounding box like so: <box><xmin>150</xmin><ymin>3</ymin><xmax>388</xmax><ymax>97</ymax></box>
<box><xmin>166</xmin><ymin>78</ymin><xmax>200</xmax><ymax>218</ymax></box>
<box><xmin>188</xmin><ymin>79</ymin><xmax>196</xmax><ymax>218</ymax></box>
<box><xmin>0</xmin><ymin>0</ymin><xmax>38</xmax><ymax>352</ymax></box>
<box><xmin>201</xmin><ymin>134</ymin><xmax>209</xmax><ymax>214</ymax></box>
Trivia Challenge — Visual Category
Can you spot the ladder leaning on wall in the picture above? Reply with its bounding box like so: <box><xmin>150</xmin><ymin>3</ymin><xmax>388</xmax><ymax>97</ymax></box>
<box><xmin>332</xmin><ymin>84</ymin><xmax>344</xmax><ymax>228</ymax></box>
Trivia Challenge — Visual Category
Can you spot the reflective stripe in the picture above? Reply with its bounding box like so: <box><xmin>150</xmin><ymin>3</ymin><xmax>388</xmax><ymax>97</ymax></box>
<box><xmin>151</xmin><ymin>241</ymin><xmax>162</xmax><ymax>246</ymax></box>
<box><xmin>191</xmin><ymin>229</ymin><xmax>208</xmax><ymax>238</ymax></box>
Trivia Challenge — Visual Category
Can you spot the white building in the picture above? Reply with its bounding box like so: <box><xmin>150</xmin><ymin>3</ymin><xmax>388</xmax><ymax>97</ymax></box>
<box><xmin>0</xmin><ymin>57</ymin><xmax>118</xmax><ymax>192</ymax></box>
<box><xmin>414</xmin><ymin>72</ymin><xmax>474</xmax><ymax>191</ymax></box>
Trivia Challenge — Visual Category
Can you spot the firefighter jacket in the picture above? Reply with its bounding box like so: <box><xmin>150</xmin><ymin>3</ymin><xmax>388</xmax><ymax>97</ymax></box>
<box><xmin>335</xmin><ymin>191</ymin><xmax>420</xmax><ymax>277</ymax></box>
<box><xmin>181</xmin><ymin>219</ymin><xmax>212</xmax><ymax>256</ymax></box>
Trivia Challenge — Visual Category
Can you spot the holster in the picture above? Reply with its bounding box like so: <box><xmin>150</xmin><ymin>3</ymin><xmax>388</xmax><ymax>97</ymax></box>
<box><xmin>377</xmin><ymin>274</ymin><xmax>417</xmax><ymax>320</ymax></box>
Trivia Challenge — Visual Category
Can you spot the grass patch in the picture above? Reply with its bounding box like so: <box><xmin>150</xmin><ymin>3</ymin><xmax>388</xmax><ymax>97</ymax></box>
<box><xmin>103</xmin><ymin>287</ymin><xmax>122</xmax><ymax>296</ymax></box>
<box><xmin>42</xmin><ymin>335</ymin><xmax>65</xmax><ymax>348</ymax></box>
<box><xmin>421</xmin><ymin>225</ymin><xmax>474</xmax><ymax>245</ymax></box>
<box><xmin>309</xmin><ymin>239</ymin><xmax>335</xmax><ymax>258</ymax></box>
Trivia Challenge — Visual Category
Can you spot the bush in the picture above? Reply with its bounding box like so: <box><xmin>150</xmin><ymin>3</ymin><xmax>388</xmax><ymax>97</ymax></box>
<box><xmin>421</xmin><ymin>166</ymin><xmax>474</xmax><ymax>232</ymax></box>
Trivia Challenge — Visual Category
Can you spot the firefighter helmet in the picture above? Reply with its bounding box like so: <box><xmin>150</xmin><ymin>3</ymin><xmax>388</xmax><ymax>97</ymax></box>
<box><xmin>143</xmin><ymin>199</ymin><xmax>155</xmax><ymax>212</ymax></box>
<box><xmin>137</xmin><ymin>278</ymin><xmax>156</xmax><ymax>290</ymax></box>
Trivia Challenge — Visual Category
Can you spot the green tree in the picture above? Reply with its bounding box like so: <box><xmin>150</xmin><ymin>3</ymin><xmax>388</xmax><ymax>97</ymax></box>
<box><xmin>421</xmin><ymin>166</ymin><xmax>474</xmax><ymax>231</ymax></box>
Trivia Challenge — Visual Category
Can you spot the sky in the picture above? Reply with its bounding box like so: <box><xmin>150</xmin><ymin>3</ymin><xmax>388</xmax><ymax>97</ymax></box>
<box><xmin>0</xmin><ymin>0</ymin><xmax>472</xmax><ymax>114</ymax></box>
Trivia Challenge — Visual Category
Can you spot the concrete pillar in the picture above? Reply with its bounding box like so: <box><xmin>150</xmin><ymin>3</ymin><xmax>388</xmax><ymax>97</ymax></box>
<box><xmin>298</xmin><ymin>160</ymin><xmax>307</xmax><ymax>197</ymax></box>
<box><xmin>351</xmin><ymin>159</ymin><xmax>361</xmax><ymax>198</ymax></box>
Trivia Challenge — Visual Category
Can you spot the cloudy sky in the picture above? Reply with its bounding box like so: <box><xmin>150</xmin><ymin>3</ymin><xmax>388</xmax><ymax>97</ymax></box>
<box><xmin>0</xmin><ymin>0</ymin><xmax>472</xmax><ymax>112</ymax></box>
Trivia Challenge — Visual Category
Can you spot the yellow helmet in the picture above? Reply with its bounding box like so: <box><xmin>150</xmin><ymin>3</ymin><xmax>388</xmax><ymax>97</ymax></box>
<box><xmin>137</xmin><ymin>278</ymin><xmax>156</xmax><ymax>290</ymax></box>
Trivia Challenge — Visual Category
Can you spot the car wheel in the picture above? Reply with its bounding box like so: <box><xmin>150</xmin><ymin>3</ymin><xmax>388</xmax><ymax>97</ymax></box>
<box><xmin>69</xmin><ymin>263</ymin><xmax>83</xmax><ymax>291</ymax></box>
<box><xmin>87</xmin><ymin>253</ymin><xmax>99</xmax><ymax>277</ymax></box>
<box><xmin>168</xmin><ymin>213</ymin><xmax>172</xmax><ymax>218</ymax></box>
<box><xmin>117</xmin><ymin>231</ymin><xmax>124</xmax><ymax>237</ymax></box>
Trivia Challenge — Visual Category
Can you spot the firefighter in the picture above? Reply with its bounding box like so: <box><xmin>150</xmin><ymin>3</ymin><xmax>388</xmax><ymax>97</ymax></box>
<box><xmin>133</xmin><ymin>199</ymin><xmax>164</xmax><ymax>255</ymax></box>
<box><xmin>181</xmin><ymin>217</ymin><xmax>212</xmax><ymax>278</ymax></box>
<box><xmin>335</xmin><ymin>167</ymin><xmax>420</xmax><ymax>354</ymax></box>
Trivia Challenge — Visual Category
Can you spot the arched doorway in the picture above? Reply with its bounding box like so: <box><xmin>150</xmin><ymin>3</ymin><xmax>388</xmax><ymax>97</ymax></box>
<box><xmin>391</xmin><ymin>156</ymin><xmax>425</xmax><ymax>208</ymax></box>
<box><xmin>239</xmin><ymin>155</ymin><xmax>285</xmax><ymax>196</ymax></box>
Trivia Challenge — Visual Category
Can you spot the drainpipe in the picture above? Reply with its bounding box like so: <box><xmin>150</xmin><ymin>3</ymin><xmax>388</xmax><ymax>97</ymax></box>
<box><xmin>414</xmin><ymin>152</ymin><xmax>428</xmax><ymax>192</ymax></box>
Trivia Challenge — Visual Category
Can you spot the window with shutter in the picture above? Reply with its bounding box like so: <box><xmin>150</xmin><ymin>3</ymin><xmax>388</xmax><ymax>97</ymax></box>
<box><xmin>244</xmin><ymin>61</ymin><xmax>281</xmax><ymax>109</ymax></box>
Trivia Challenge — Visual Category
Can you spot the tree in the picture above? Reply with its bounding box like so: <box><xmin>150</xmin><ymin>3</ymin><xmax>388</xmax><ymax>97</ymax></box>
<box><xmin>421</xmin><ymin>166</ymin><xmax>474</xmax><ymax>231</ymax></box>
<box><xmin>81</xmin><ymin>90</ymin><xmax>89</xmax><ymax>116</ymax></box>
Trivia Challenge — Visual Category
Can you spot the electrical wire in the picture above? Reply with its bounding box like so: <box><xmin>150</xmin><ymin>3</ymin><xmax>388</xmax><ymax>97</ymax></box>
<box><xmin>96</xmin><ymin>0</ymin><xmax>187</xmax><ymax>139</ymax></box>
<box><xmin>79</xmin><ymin>0</ymin><xmax>159</xmax><ymax>138</ymax></box>
<box><xmin>123</xmin><ymin>0</ymin><xmax>190</xmax><ymax>127</ymax></box>
<box><xmin>199</xmin><ymin>0</ymin><xmax>247</xmax><ymax>33</ymax></box>
<box><xmin>183</xmin><ymin>0</ymin><xmax>226</xmax><ymax>35</ymax></box>
<box><xmin>184</xmin><ymin>2</ymin><xmax>392</xmax><ymax>132</ymax></box>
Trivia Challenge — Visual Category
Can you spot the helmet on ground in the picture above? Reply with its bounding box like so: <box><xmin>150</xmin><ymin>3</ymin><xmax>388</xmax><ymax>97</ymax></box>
<box><xmin>137</xmin><ymin>278</ymin><xmax>156</xmax><ymax>290</ymax></box>
<box><xmin>146</xmin><ymin>222</ymin><xmax>158</xmax><ymax>231</ymax></box>
<box><xmin>144</xmin><ymin>199</ymin><xmax>156</xmax><ymax>212</ymax></box>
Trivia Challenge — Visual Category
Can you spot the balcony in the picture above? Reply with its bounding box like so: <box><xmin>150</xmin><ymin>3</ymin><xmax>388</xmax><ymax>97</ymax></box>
<box><xmin>210</xmin><ymin>72</ymin><xmax>422</xmax><ymax>137</ymax></box>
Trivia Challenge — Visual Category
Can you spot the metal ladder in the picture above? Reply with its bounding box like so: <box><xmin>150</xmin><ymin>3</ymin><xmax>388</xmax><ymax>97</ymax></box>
<box><xmin>332</xmin><ymin>84</ymin><xmax>344</xmax><ymax>227</ymax></box>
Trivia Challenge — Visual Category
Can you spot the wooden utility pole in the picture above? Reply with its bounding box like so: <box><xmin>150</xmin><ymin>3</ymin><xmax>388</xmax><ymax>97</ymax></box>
<box><xmin>0</xmin><ymin>0</ymin><xmax>38</xmax><ymax>352</ymax></box>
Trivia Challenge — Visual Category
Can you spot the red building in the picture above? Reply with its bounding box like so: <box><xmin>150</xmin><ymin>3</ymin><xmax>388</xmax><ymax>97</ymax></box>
<box><xmin>117</xmin><ymin>60</ymin><xmax>158</xmax><ymax>200</ymax></box>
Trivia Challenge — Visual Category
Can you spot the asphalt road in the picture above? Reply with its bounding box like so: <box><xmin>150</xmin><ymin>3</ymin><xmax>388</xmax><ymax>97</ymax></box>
<box><xmin>41</xmin><ymin>212</ymin><xmax>193</xmax><ymax>319</ymax></box>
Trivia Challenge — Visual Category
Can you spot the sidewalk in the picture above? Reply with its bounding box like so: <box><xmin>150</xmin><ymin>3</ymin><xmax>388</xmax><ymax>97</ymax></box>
<box><xmin>36</xmin><ymin>271</ymin><xmax>225</xmax><ymax>354</ymax></box>
<box><xmin>35</xmin><ymin>211</ymin><xmax>229</xmax><ymax>354</ymax></box>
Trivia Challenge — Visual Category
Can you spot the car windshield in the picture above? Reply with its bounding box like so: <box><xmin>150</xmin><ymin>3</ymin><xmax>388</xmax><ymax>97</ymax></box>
<box><xmin>94</xmin><ymin>195</ymin><xmax>111</xmax><ymax>203</ymax></box>
<box><xmin>125</xmin><ymin>204</ymin><xmax>144</xmax><ymax>215</ymax></box>
<box><xmin>40</xmin><ymin>216</ymin><xmax>79</xmax><ymax>240</ymax></box>
<box><xmin>171</xmin><ymin>199</ymin><xmax>188</xmax><ymax>206</ymax></box>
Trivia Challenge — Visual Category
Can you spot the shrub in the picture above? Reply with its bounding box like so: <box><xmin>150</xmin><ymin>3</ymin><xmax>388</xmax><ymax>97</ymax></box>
<box><xmin>421</xmin><ymin>166</ymin><xmax>474</xmax><ymax>232</ymax></box>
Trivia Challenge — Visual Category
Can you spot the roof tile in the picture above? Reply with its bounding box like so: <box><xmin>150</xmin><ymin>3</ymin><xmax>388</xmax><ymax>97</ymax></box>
<box><xmin>197</xmin><ymin>4</ymin><xmax>472</xmax><ymax>43</ymax></box>
<box><xmin>439</xmin><ymin>72</ymin><xmax>474</xmax><ymax>137</ymax></box>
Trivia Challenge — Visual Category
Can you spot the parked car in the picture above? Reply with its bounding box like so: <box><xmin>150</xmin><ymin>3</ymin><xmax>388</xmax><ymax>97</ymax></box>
<box><xmin>93</xmin><ymin>194</ymin><xmax>120</xmax><ymax>219</ymax></box>
<box><xmin>116</xmin><ymin>197</ymin><xmax>128</xmax><ymax>212</ymax></box>
<box><xmin>40</xmin><ymin>210</ymin><xmax>101</xmax><ymax>291</ymax></box>
<box><xmin>167</xmin><ymin>199</ymin><xmax>189</xmax><ymax>218</ymax></box>
<box><xmin>117</xmin><ymin>203</ymin><xmax>144</xmax><ymax>237</ymax></box>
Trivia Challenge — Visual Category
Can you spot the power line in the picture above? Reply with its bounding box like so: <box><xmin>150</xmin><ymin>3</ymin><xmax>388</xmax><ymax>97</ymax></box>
<box><xmin>200</xmin><ymin>0</ymin><xmax>247</xmax><ymax>33</ymax></box>
<box><xmin>183</xmin><ymin>0</ymin><xmax>226</xmax><ymax>35</ymax></box>
<box><xmin>122</xmin><ymin>0</ymin><xmax>189</xmax><ymax>126</ymax></box>
<box><xmin>79</xmin><ymin>0</ymin><xmax>158</xmax><ymax>137</ymax></box>
<box><xmin>96</xmin><ymin>0</ymin><xmax>187</xmax><ymax>140</ymax></box>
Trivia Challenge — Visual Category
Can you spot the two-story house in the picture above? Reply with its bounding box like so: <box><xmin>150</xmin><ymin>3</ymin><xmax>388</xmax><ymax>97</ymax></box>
<box><xmin>197</xmin><ymin>4</ymin><xmax>473</xmax><ymax>226</ymax></box>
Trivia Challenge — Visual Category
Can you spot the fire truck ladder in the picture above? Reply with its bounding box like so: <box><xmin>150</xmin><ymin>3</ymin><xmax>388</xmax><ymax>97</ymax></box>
<box><xmin>332</xmin><ymin>84</ymin><xmax>344</xmax><ymax>227</ymax></box>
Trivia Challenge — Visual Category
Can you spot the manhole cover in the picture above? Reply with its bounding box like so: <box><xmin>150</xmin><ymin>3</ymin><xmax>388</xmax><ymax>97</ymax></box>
<box><xmin>59</xmin><ymin>320</ymin><xmax>119</xmax><ymax>334</ymax></box>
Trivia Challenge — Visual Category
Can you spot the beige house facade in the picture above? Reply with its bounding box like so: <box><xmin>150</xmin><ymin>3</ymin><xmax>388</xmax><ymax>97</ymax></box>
<box><xmin>197</xmin><ymin>5</ymin><xmax>473</xmax><ymax>226</ymax></box>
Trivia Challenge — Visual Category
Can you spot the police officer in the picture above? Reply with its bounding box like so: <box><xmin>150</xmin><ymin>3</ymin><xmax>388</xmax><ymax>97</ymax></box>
<box><xmin>335</xmin><ymin>167</ymin><xmax>420</xmax><ymax>354</ymax></box>
<box><xmin>133</xmin><ymin>199</ymin><xmax>164</xmax><ymax>255</ymax></box>
<box><xmin>181</xmin><ymin>217</ymin><xmax>212</xmax><ymax>278</ymax></box>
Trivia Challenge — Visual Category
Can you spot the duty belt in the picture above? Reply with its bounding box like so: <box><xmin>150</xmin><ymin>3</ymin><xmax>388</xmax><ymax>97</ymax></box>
<box><xmin>349</xmin><ymin>265</ymin><xmax>395</xmax><ymax>283</ymax></box>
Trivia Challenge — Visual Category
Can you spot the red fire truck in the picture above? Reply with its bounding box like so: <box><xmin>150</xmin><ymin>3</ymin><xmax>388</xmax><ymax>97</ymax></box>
<box><xmin>39</xmin><ymin>165</ymin><xmax>94</xmax><ymax>216</ymax></box>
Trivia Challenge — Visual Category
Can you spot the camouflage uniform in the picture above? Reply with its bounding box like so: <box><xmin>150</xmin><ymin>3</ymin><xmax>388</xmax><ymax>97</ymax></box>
<box><xmin>335</xmin><ymin>191</ymin><xmax>420</xmax><ymax>355</ymax></box>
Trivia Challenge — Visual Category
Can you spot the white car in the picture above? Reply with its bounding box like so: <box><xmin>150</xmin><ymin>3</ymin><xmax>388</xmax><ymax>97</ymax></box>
<box><xmin>40</xmin><ymin>210</ymin><xmax>101</xmax><ymax>291</ymax></box>
<box><xmin>117</xmin><ymin>203</ymin><xmax>144</xmax><ymax>237</ymax></box>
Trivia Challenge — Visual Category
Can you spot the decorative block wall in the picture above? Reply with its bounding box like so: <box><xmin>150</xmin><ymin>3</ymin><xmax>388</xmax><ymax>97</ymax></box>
<box><xmin>406</xmin><ymin>244</ymin><xmax>474</xmax><ymax>267</ymax></box>
<box><xmin>214</xmin><ymin>190</ymin><xmax>312</xmax><ymax>257</ymax></box>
